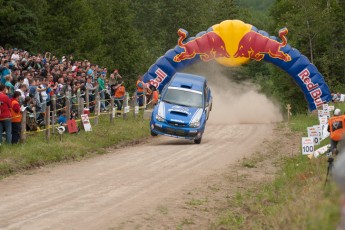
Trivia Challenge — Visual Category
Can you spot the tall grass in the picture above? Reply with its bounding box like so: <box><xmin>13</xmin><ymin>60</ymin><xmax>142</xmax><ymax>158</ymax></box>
<box><xmin>0</xmin><ymin>114</ymin><xmax>150</xmax><ymax>178</ymax></box>
<box><xmin>213</xmin><ymin>106</ymin><xmax>343</xmax><ymax>229</ymax></box>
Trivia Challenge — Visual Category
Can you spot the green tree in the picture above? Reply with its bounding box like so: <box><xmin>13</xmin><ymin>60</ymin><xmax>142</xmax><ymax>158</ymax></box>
<box><xmin>0</xmin><ymin>0</ymin><xmax>38</xmax><ymax>48</ymax></box>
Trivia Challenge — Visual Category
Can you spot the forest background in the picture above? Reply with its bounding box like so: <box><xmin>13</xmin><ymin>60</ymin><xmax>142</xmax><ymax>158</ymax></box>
<box><xmin>0</xmin><ymin>0</ymin><xmax>344</xmax><ymax>113</ymax></box>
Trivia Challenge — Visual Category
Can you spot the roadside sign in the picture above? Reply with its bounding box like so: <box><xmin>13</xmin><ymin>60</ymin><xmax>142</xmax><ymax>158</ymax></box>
<box><xmin>307</xmin><ymin>127</ymin><xmax>320</xmax><ymax>145</ymax></box>
<box><xmin>302</xmin><ymin>137</ymin><xmax>314</xmax><ymax>155</ymax></box>
<box><xmin>81</xmin><ymin>114</ymin><xmax>92</xmax><ymax>132</ymax></box>
<box><xmin>318</xmin><ymin>110</ymin><xmax>324</xmax><ymax>117</ymax></box>
<box><xmin>328</xmin><ymin>105</ymin><xmax>335</xmax><ymax>111</ymax></box>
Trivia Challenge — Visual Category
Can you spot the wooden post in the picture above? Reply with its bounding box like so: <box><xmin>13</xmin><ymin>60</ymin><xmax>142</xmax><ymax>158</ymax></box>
<box><xmin>52</xmin><ymin>95</ymin><xmax>56</xmax><ymax>134</ymax></box>
<box><xmin>45</xmin><ymin>105</ymin><xmax>51</xmax><ymax>141</ymax></box>
<box><xmin>110</xmin><ymin>97</ymin><xmax>114</xmax><ymax>123</ymax></box>
<box><xmin>66</xmin><ymin>90</ymin><xmax>71</xmax><ymax>122</ymax></box>
<box><xmin>20</xmin><ymin>110</ymin><xmax>26</xmax><ymax>143</ymax></box>
<box><xmin>133</xmin><ymin>92</ymin><xmax>137</xmax><ymax>119</ymax></box>
<box><xmin>123</xmin><ymin>93</ymin><xmax>128</xmax><ymax>120</ymax></box>
<box><xmin>286</xmin><ymin>104</ymin><xmax>291</xmax><ymax>122</ymax></box>
<box><xmin>85</xmin><ymin>89</ymin><xmax>90</xmax><ymax>108</ymax></box>
<box><xmin>78</xmin><ymin>97</ymin><xmax>84</xmax><ymax>119</ymax></box>
<box><xmin>94</xmin><ymin>92</ymin><xmax>100</xmax><ymax>125</ymax></box>
<box><xmin>143</xmin><ymin>88</ymin><xmax>147</xmax><ymax>109</ymax></box>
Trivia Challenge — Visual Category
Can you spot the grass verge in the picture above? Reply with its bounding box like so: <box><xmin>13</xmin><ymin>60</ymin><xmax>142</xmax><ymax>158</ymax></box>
<box><xmin>0</xmin><ymin>113</ymin><xmax>150</xmax><ymax>178</ymax></box>
<box><xmin>213</xmin><ymin>110</ymin><xmax>342</xmax><ymax>230</ymax></box>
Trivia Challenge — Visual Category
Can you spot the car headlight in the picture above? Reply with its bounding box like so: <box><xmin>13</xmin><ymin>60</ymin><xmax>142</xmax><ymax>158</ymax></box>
<box><xmin>190</xmin><ymin>121</ymin><xmax>200</xmax><ymax>128</ymax></box>
<box><xmin>155</xmin><ymin>114</ymin><xmax>165</xmax><ymax>122</ymax></box>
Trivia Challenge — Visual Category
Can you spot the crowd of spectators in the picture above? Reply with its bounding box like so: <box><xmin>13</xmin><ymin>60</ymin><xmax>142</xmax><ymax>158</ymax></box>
<box><xmin>0</xmin><ymin>46</ymin><xmax>127</xmax><ymax>144</ymax></box>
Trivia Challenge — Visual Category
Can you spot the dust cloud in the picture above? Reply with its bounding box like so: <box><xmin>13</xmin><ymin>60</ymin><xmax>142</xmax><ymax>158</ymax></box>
<box><xmin>184</xmin><ymin>61</ymin><xmax>283</xmax><ymax>125</ymax></box>
<box><xmin>207</xmin><ymin>75</ymin><xmax>283</xmax><ymax>124</ymax></box>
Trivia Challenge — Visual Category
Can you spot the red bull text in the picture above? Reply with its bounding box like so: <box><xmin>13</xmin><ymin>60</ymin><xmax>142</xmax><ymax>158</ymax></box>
<box><xmin>298</xmin><ymin>68</ymin><xmax>324</xmax><ymax>107</ymax></box>
<box><xmin>148</xmin><ymin>68</ymin><xmax>168</xmax><ymax>89</ymax></box>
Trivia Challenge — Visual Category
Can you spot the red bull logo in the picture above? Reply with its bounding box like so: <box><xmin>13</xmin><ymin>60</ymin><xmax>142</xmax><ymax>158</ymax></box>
<box><xmin>234</xmin><ymin>28</ymin><xmax>292</xmax><ymax>62</ymax></box>
<box><xmin>173</xmin><ymin>29</ymin><xmax>230</xmax><ymax>62</ymax></box>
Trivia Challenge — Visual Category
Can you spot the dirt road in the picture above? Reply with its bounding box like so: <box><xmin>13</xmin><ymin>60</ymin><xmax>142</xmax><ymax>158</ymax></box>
<box><xmin>0</xmin><ymin>122</ymin><xmax>274</xmax><ymax>230</ymax></box>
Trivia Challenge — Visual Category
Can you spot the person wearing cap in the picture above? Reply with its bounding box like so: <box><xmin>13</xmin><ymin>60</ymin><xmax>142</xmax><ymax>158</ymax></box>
<box><xmin>327</xmin><ymin>108</ymin><xmax>345</xmax><ymax>155</ymax></box>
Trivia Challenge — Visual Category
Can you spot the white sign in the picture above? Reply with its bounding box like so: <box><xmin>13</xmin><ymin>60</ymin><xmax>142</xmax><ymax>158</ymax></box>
<box><xmin>134</xmin><ymin>106</ymin><xmax>139</xmax><ymax>114</ymax></box>
<box><xmin>319</xmin><ymin>116</ymin><xmax>329</xmax><ymax>140</ymax></box>
<box><xmin>124</xmin><ymin>106</ymin><xmax>130</xmax><ymax>114</ymax></box>
<box><xmin>319</xmin><ymin>116</ymin><xmax>328</xmax><ymax>125</ymax></box>
<box><xmin>318</xmin><ymin>110</ymin><xmax>324</xmax><ymax>117</ymax></box>
<box><xmin>81</xmin><ymin>114</ymin><xmax>92</xmax><ymax>132</ymax></box>
<box><xmin>322</xmin><ymin>124</ymin><xmax>330</xmax><ymax>139</ymax></box>
<box><xmin>112</xmin><ymin>108</ymin><xmax>116</xmax><ymax>118</ymax></box>
<box><xmin>307</xmin><ymin>127</ymin><xmax>320</xmax><ymax>145</ymax></box>
<box><xmin>328</xmin><ymin>105</ymin><xmax>335</xmax><ymax>111</ymax></box>
<box><xmin>313</xmin><ymin>125</ymin><xmax>323</xmax><ymax>141</ymax></box>
<box><xmin>323</xmin><ymin>103</ymin><xmax>329</xmax><ymax>112</ymax></box>
<box><xmin>314</xmin><ymin>144</ymin><xmax>330</xmax><ymax>158</ymax></box>
<box><xmin>323</xmin><ymin>110</ymin><xmax>330</xmax><ymax>119</ymax></box>
<box><xmin>302</xmin><ymin>137</ymin><xmax>314</xmax><ymax>155</ymax></box>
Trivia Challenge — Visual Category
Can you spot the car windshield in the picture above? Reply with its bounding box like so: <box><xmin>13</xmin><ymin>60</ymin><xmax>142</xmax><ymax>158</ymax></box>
<box><xmin>162</xmin><ymin>87</ymin><xmax>203</xmax><ymax>108</ymax></box>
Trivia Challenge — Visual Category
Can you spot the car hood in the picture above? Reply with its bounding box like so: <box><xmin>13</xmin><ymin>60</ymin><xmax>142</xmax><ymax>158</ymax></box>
<box><xmin>157</xmin><ymin>101</ymin><xmax>203</xmax><ymax>125</ymax></box>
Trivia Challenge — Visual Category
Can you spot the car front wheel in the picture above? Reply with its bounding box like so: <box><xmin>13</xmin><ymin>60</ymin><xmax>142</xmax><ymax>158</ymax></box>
<box><xmin>194</xmin><ymin>135</ymin><xmax>202</xmax><ymax>144</ymax></box>
<box><xmin>151</xmin><ymin>130</ymin><xmax>158</xmax><ymax>136</ymax></box>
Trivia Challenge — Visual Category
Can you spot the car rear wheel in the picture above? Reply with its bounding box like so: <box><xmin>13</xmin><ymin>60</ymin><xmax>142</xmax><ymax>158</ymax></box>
<box><xmin>151</xmin><ymin>130</ymin><xmax>158</xmax><ymax>136</ymax></box>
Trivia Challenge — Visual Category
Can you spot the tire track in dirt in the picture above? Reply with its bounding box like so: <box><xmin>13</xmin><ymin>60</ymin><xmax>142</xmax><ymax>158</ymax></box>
<box><xmin>0</xmin><ymin>123</ymin><xmax>273</xmax><ymax>229</ymax></box>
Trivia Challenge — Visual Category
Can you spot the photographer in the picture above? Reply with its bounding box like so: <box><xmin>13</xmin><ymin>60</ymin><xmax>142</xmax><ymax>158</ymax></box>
<box><xmin>333</xmin><ymin>151</ymin><xmax>345</xmax><ymax>229</ymax></box>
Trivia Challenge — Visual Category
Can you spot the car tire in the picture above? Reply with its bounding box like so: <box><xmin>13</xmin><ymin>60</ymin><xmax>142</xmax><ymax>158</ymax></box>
<box><xmin>151</xmin><ymin>130</ymin><xmax>158</xmax><ymax>137</ymax></box>
<box><xmin>194</xmin><ymin>136</ymin><xmax>202</xmax><ymax>144</ymax></box>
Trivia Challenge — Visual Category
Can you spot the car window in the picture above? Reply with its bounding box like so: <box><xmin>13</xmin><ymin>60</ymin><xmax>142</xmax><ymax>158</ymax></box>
<box><xmin>162</xmin><ymin>87</ymin><xmax>203</xmax><ymax>108</ymax></box>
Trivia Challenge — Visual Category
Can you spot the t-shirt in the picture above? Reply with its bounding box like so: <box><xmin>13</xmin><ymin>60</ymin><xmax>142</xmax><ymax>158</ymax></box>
<box><xmin>58</xmin><ymin>115</ymin><xmax>67</xmax><ymax>125</ymax></box>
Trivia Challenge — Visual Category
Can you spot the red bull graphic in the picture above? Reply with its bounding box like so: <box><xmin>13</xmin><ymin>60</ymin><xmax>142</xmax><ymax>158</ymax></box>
<box><xmin>142</xmin><ymin>20</ymin><xmax>331</xmax><ymax>111</ymax></box>
<box><xmin>173</xmin><ymin>29</ymin><xmax>230</xmax><ymax>62</ymax></box>
<box><xmin>234</xmin><ymin>28</ymin><xmax>291</xmax><ymax>62</ymax></box>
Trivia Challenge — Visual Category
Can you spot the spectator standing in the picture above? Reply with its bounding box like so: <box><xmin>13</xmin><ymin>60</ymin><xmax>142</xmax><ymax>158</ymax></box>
<box><xmin>15</xmin><ymin>84</ymin><xmax>28</xmax><ymax>103</ymax></box>
<box><xmin>136</xmin><ymin>75</ymin><xmax>151</xmax><ymax>107</ymax></box>
<box><xmin>1</xmin><ymin>61</ymin><xmax>11</xmax><ymax>84</ymax></box>
<box><xmin>4</xmin><ymin>75</ymin><xmax>14</xmax><ymax>98</ymax></box>
<box><xmin>10</xmin><ymin>91</ymin><xmax>22</xmax><ymax>144</ymax></box>
<box><xmin>0</xmin><ymin>84</ymin><xmax>12</xmax><ymax>144</ymax></box>
<box><xmin>114</xmin><ymin>80</ymin><xmax>125</xmax><ymax>117</ymax></box>
<box><xmin>98</xmin><ymin>73</ymin><xmax>106</xmax><ymax>111</ymax></box>
<box><xmin>327</xmin><ymin>108</ymin><xmax>345</xmax><ymax>154</ymax></box>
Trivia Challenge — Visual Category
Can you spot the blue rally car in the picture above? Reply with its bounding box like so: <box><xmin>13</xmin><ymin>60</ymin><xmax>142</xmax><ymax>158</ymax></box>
<box><xmin>150</xmin><ymin>72</ymin><xmax>212</xmax><ymax>144</ymax></box>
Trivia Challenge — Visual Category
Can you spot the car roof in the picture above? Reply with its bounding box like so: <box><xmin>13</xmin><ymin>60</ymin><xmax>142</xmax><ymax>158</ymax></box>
<box><xmin>168</xmin><ymin>72</ymin><xmax>206</xmax><ymax>92</ymax></box>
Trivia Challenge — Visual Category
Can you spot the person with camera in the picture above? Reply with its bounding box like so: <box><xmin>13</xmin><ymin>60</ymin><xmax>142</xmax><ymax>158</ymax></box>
<box><xmin>114</xmin><ymin>80</ymin><xmax>125</xmax><ymax>117</ymax></box>
<box><xmin>327</xmin><ymin>108</ymin><xmax>345</xmax><ymax>155</ymax></box>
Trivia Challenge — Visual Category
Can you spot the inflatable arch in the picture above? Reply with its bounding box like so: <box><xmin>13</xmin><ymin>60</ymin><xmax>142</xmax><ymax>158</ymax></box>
<box><xmin>142</xmin><ymin>20</ymin><xmax>331</xmax><ymax>111</ymax></box>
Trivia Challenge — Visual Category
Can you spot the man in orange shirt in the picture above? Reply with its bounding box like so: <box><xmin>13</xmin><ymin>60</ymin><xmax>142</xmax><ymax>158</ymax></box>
<box><xmin>11</xmin><ymin>91</ymin><xmax>22</xmax><ymax>144</ymax></box>
<box><xmin>327</xmin><ymin>108</ymin><xmax>345</xmax><ymax>155</ymax></box>
<box><xmin>114</xmin><ymin>80</ymin><xmax>125</xmax><ymax>117</ymax></box>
